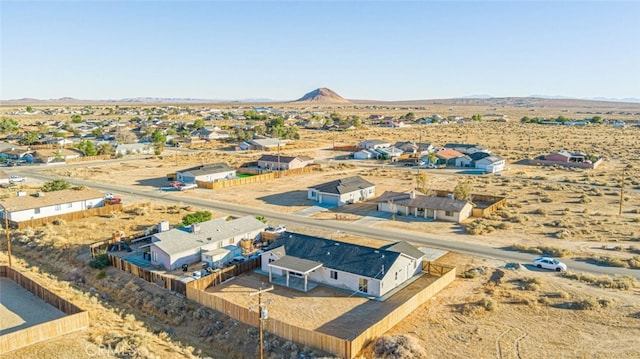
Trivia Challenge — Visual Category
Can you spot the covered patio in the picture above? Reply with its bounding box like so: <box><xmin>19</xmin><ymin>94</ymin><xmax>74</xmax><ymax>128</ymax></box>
<box><xmin>268</xmin><ymin>255</ymin><xmax>323</xmax><ymax>292</ymax></box>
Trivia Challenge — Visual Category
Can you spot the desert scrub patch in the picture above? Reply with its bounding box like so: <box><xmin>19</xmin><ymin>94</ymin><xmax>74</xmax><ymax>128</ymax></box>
<box><xmin>508</xmin><ymin>244</ymin><xmax>571</xmax><ymax>257</ymax></box>
<box><xmin>89</xmin><ymin>253</ymin><xmax>111</xmax><ymax>269</ymax></box>
<box><xmin>373</xmin><ymin>334</ymin><xmax>427</xmax><ymax>358</ymax></box>
<box><xmin>459</xmin><ymin>296</ymin><xmax>497</xmax><ymax>315</ymax></box>
<box><xmin>465</xmin><ymin>219</ymin><xmax>496</xmax><ymax>235</ymax></box>
<box><xmin>517</xmin><ymin>277</ymin><xmax>544</xmax><ymax>291</ymax></box>
<box><xmin>531</xmin><ymin>208</ymin><xmax>548</xmax><ymax>216</ymax></box>
<box><xmin>589</xmin><ymin>255</ymin><xmax>630</xmax><ymax>268</ymax></box>
<box><xmin>561</xmin><ymin>272</ymin><xmax>639</xmax><ymax>290</ymax></box>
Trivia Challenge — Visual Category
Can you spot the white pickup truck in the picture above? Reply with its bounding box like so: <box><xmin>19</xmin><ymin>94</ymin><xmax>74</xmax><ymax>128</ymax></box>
<box><xmin>9</xmin><ymin>175</ymin><xmax>26</xmax><ymax>183</ymax></box>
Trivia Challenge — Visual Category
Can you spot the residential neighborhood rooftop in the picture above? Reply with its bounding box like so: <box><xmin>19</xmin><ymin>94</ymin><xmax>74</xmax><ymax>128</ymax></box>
<box><xmin>309</xmin><ymin>176</ymin><xmax>375</xmax><ymax>195</ymax></box>
<box><xmin>0</xmin><ymin>188</ymin><xmax>105</xmax><ymax>211</ymax></box>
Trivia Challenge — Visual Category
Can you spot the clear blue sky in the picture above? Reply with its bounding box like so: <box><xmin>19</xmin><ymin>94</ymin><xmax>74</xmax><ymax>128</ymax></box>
<box><xmin>1</xmin><ymin>1</ymin><xmax>639</xmax><ymax>101</ymax></box>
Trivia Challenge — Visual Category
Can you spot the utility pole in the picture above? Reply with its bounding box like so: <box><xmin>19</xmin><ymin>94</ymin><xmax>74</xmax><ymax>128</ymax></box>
<box><xmin>3</xmin><ymin>207</ymin><xmax>11</xmax><ymax>267</ymax></box>
<box><xmin>619</xmin><ymin>166</ymin><xmax>626</xmax><ymax>216</ymax></box>
<box><xmin>249</xmin><ymin>285</ymin><xmax>274</xmax><ymax>359</ymax></box>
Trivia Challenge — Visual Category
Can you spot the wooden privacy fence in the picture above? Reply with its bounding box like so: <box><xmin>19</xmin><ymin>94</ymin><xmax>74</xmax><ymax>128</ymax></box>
<box><xmin>187</xmin><ymin>285</ymin><xmax>349</xmax><ymax>357</ymax></box>
<box><xmin>0</xmin><ymin>266</ymin><xmax>89</xmax><ymax>354</ymax></box>
<box><xmin>187</xmin><ymin>258</ymin><xmax>260</xmax><ymax>291</ymax></box>
<box><xmin>65</xmin><ymin>154</ymin><xmax>113</xmax><ymax>163</ymax></box>
<box><xmin>88</xmin><ymin>230</ymin><xmax>148</xmax><ymax>258</ymax></box>
<box><xmin>108</xmin><ymin>254</ymin><xmax>187</xmax><ymax>295</ymax></box>
<box><xmin>348</xmin><ymin>267</ymin><xmax>456</xmax><ymax>358</ymax></box>
<box><xmin>12</xmin><ymin>204</ymin><xmax>123</xmax><ymax>229</ymax></box>
<box><xmin>197</xmin><ymin>165</ymin><xmax>320</xmax><ymax>189</ymax></box>
<box><xmin>187</xmin><ymin>265</ymin><xmax>456</xmax><ymax>359</ymax></box>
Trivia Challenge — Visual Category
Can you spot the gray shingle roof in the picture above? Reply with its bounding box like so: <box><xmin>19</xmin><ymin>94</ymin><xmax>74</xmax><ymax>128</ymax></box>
<box><xmin>265</xmin><ymin>233</ymin><xmax>400</xmax><ymax>279</ymax></box>
<box><xmin>309</xmin><ymin>176</ymin><xmax>375</xmax><ymax>195</ymax></box>
<box><xmin>380</xmin><ymin>242</ymin><xmax>425</xmax><ymax>260</ymax></box>
<box><xmin>258</xmin><ymin>155</ymin><xmax>298</xmax><ymax>164</ymax></box>
<box><xmin>152</xmin><ymin>215</ymin><xmax>267</xmax><ymax>256</ymax></box>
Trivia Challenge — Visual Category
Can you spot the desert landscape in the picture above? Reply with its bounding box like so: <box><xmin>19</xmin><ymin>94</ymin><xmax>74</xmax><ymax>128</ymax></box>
<box><xmin>0</xmin><ymin>97</ymin><xmax>639</xmax><ymax>358</ymax></box>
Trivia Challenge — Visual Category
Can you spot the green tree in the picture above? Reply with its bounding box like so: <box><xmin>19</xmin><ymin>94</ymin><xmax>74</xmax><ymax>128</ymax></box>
<box><xmin>182</xmin><ymin>211</ymin><xmax>212</xmax><ymax>226</ymax></box>
<box><xmin>26</xmin><ymin>106</ymin><xmax>33</xmax><ymax>113</ymax></box>
<box><xmin>520</xmin><ymin>116</ymin><xmax>531</xmax><ymax>123</ymax></box>
<box><xmin>471</xmin><ymin>114</ymin><xmax>482</xmax><ymax>121</ymax></box>
<box><xmin>416</xmin><ymin>172</ymin><xmax>429</xmax><ymax>193</ymax></box>
<box><xmin>92</xmin><ymin>128</ymin><xmax>104</xmax><ymax>138</ymax></box>
<box><xmin>75</xmin><ymin>139</ymin><xmax>98</xmax><ymax>156</ymax></box>
<box><xmin>41</xmin><ymin>179</ymin><xmax>72</xmax><ymax>192</ymax></box>
<box><xmin>453</xmin><ymin>181</ymin><xmax>471</xmax><ymax>200</ymax></box>
<box><xmin>71</xmin><ymin>114</ymin><xmax>82</xmax><ymax>123</ymax></box>
<box><xmin>19</xmin><ymin>131</ymin><xmax>39</xmax><ymax>145</ymax></box>
<box><xmin>151</xmin><ymin>129</ymin><xmax>166</xmax><ymax>146</ymax></box>
<box><xmin>192</xmin><ymin>119</ymin><xmax>205</xmax><ymax>130</ymax></box>
<box><xmin>351</xmin><ymin>116</ymin><xmax>362</xmax><ymax>128</ymax></box>
<box><xmin>404</xmin><ymin>112</ymin><xmax>416</xmax><ymax>121</ymax></box>
<box><xmin>590</xmin><ymin>115</ymin><xmax>603</xmax><ymax>124</ymax></box>
<box><xmin>0</xmin><ymin>118</ymin><xmax>19</xmax><ymax>134</ymax></box>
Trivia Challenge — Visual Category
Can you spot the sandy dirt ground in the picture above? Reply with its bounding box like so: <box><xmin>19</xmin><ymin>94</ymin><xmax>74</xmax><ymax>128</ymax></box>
<box><xmin>0</xmin><ymin>277</ymin><xmax>66</xmax><ymax>335</ymax></box>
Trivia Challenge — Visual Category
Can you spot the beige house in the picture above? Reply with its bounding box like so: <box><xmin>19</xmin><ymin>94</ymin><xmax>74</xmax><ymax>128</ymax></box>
<box><xmin>376</xmin><ymin>190</ymin><xmax>473</xmax><ymax>223</ymax></box>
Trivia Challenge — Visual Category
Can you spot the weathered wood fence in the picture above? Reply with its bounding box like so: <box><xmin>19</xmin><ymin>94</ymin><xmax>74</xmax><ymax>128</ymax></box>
<box><xmin>186</xmin><ymin>258</ymin><xmax>260</xmax><ymax>291</ymax></box>
<box><xmin>108</xmin><ymin>254</ymin><xmax>187</xmax><ymax>295</ymax></box>
<box><xmin>0</xmin><ymin>266</ymin><xmax>89</xmax><ymax>354</ymax></box>
<box><xmin>11</xmin><ymin>204</ymin><xmax>123</xmax><ymax>229</ymax></box>
<box><xmin>187</xmin><ymin>263</ymin><xmax>456</xmax><ymax>359</ymax></box>
<box><xmin>65</xmin><ymin>154</ymin><xmax>113</xmax><ymax>163</ymax></box>
<box><xmin>197</xmin><ymin>165</ymin><xmax>320</xmax><ymax>189</ymax></box>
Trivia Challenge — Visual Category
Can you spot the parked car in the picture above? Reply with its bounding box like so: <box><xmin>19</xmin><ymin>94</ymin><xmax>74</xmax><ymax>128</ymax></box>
<box><xmin>533</xmin><ymin>257</ymin><xmax>567</xmax><ymax>272</ymax></box>
<box><xmin>104</xmin><ymin>193</ymin><xmax>115</xmax><ymax>200</ymax></box>
<box><xmin>105</xmin><ymin>197</ymin><xmax>122</xmax><ymax>205</ymax></box>
<box><xmin>169</xmin><ymin>181</ymin><xmax>184</xmax><ymax>187</ymax></box>
<box><xmin>230</xmin><ymin>256</ymin><xmax>247</xmax><ymax>265</ymax></box>
<box><xmin>9</xmin><ymin>175</ymin><xmax>26</xmax><ymax>183</ymax></box>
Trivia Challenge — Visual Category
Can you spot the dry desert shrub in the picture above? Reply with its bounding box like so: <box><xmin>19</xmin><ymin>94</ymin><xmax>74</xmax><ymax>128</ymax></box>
<box><xmin>562</xmin><ymin>272</ymin><xmax>639</xmax><ymax>290</ymax></box>
<box><xmin>518</xmin><ymin>277</ymin><xmax>544</xmax><ymax>291</ymax></box>
<box><xmin>372</xmin><ymin>334</ymin><xmax>427</xmax><ymax>359</ymax></box>
<box><xmin>508</xmin><ymin>244</ymin><xmax>571</xmax><ymax>257</ymax></box>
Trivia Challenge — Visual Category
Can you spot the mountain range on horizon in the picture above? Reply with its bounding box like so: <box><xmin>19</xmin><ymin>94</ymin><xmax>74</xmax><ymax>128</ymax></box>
<box><xmin>3</xmin><ymin>88</ymin><xmax>640</xmax><ymax>104</ymax></box>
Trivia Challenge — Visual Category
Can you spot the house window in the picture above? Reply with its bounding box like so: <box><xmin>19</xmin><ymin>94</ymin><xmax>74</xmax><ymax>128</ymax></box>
<box><xmin>67</xmin><ymin>203</ymin><xmax>73</xmax><ymax>208</ymax></box>
<box><xmin>310</xmin><ymin>191</ymin><xmax>316</xmax><ymax>198</ymax></box>
<box><xmin>55</xmin><ymin>204</ymin><xmax>61</xmax><ymax>211</ymax></box>
<box><xmin>445</xmin><ymin>211</ymin><xmax>453</xmax><ymax>217</ymax></box>
<box><xmin>152</xmin><ymin>251</ymin><xmax>157</xmax><ymax>262</ymax></box>
<box><xmin>268</xmin><ymin>258</ymin><xmax>275</xmax><ymax>263</ymax></box>
<box><xmin>358</xmin><ymin>278</ymin><xmax>368</xmax><ymax>293</ymax></box>
<box><xmin>330</xmin><ymin>270</ymin><xmax>338</xmax><ymax>280</ymax></box>
<box><xmin>34</xmin><ymin>208</ymin><xmax>41</xmax><ymax>214</ymax></box>
<box><xmin>395</xmin><ymin>272</ymin><xmax>398</xmax><ymax>280</ymax></box>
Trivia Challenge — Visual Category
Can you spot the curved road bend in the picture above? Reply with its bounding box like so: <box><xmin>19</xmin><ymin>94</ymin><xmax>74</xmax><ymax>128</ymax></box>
<box><xmin>19</xmin><ymin>171</ymin><xmax>640</xmax><ymax>280</ymax></box>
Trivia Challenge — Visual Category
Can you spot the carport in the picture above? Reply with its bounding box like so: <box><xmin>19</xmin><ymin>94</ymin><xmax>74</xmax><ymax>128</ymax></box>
<box><xmin>268</xmin><ymin>255</ymin><xmax>323</xmax><ymax>292</ymax></box>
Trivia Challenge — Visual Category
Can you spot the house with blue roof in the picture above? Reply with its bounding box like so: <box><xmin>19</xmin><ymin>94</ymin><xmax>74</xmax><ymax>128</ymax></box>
<box><xmin>260</xmin><ymin>232</ymin><xmax>425</xmax><ymax>298</ymax></box>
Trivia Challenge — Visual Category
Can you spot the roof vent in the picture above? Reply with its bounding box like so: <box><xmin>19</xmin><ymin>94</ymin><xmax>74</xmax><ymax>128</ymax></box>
<box><xmin>335</xmin><ymin>243</ymin><xmax>339</xmax><ymax>246</ymax></box>
<box><xmin>326</xmin><ymin>251</ymin><xmax>330</xmax><ymax>256</ymax></box>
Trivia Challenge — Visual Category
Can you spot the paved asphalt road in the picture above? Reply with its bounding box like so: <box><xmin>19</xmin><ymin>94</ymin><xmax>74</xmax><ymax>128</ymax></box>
<box><xmin>18</xmin><ymin>170</ymin><xmax>640</xmax><ymax>280</ymax></box>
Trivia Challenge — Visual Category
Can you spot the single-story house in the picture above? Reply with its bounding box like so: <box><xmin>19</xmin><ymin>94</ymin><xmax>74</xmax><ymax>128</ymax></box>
<box><xmin>197</xmin><ymin>127</ymin><xmax>230</xmax><ymax>141</ymax></box>
<box><xmin>434</xmin><ymin>149</ymin><xmax>465</xmax><ymax>166</ymax></box>
<box><xmin>358</xmin><ymin>139</ymin><xmax>391</xmax><ymax>150</ymax></box>
<box><xmin>353</xmin><ymin>149</ymin><xmax>381</xmax><ymax>160</ymax></box>
<box><xmin>475</xmin><ymin>155</ymin><xmax>506</xmax><ymax>173</ymax></box>
<box><xmin>257</xmin><ymin>155</ymin><xmax>314</xmax><ymax>171</ymax></box>
<box><xmin>394</xmin><ymin>142</ymin><xmax>434</xmax><ymax>157</ymax></box>
<box><xmin>0</xmin><ymin>189</ymin><xmax>105</xmax><ymax>224</ymax></box>
<box><xmin>545</xmin><ymin>150</ymin><xmax>586</xmax><ymax>163</ymax></box>
<box><xmin>307</xmin><ymin>176</ymin><xmax>376</xmax><ymax>206</ymax></box>
<box><xmin>149</xmin><ymin>215</ymin><xmax>267</xmax><ymax>270</ymax></box>
<box><xmin>115</xmin><ymin>143</ymin><xmax>154</xmax><ymax>155</ymax></box>
<box><xmin>376</xmin><ymin>146</ymin><xmax>404</xmax><ymax>160</ymax></box>
<box><xmin>376</xmin><ymin>190</ymin><xmax>473</xmax><ymax>223</ymax></box>
<box><xmin>455</xmin><ymin>155</ymin><xmax>473</xmax><ymax>168</ymax></box>
<box><xmin>176</xmin><ymin>163</ymin><xmax>236</xmax><ymax>183</ymax></box>
<box><xmin>261</xmin><ymin>232</ymin><xmax>425</xmax><ymax>298</ymax></box>
<box><xmin>443</xmin><ymin>143</ymin><xmax>489</xmax><ymax>155</ymax></box>
<box><xmin>32</xmin><ymin>148</ymin><xmax>83</xmax><ymax>164</ymax></box>
<box><xmin>248</xmin><ymin>138</ymin><xmax>287</xmax><ymax>151</ymax></box>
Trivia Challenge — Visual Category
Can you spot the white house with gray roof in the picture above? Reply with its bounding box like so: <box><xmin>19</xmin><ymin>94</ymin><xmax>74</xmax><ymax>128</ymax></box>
<box><xmin>376</xmin><ymin>190</ymin><xmax>473</xmax><ymax>223</ymax></box>
<box><xmin>149</xmin><ymin>215</ymin><xmax>267</xmax><ymax>270</ymax></box>
<box><xmin>176</xmin><ymin>163</ymin><xmax>236</xmax><ymax>183</ymax></box>
<box><xmin>261</xmin><ymin>232</ymin><xmax>425</xmax><ymax>299</ymax></box>
<box><xmin>307</xmin><ymin>176</ymin><xmax>376</xmax><ymax>206</ymax></box>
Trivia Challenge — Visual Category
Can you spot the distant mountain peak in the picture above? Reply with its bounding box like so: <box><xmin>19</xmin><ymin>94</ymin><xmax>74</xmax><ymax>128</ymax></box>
<box><xmin>294</xmin><ymin>88</ymin><xmax>351</xmax><ymax>104</ymax></box>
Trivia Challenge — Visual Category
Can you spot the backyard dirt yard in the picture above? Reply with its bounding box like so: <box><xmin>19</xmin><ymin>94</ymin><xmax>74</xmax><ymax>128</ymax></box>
<box><xmin>2</xmin><ymin>118</ymin><xmax>640</xmax><ymax>358</ymax></box>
